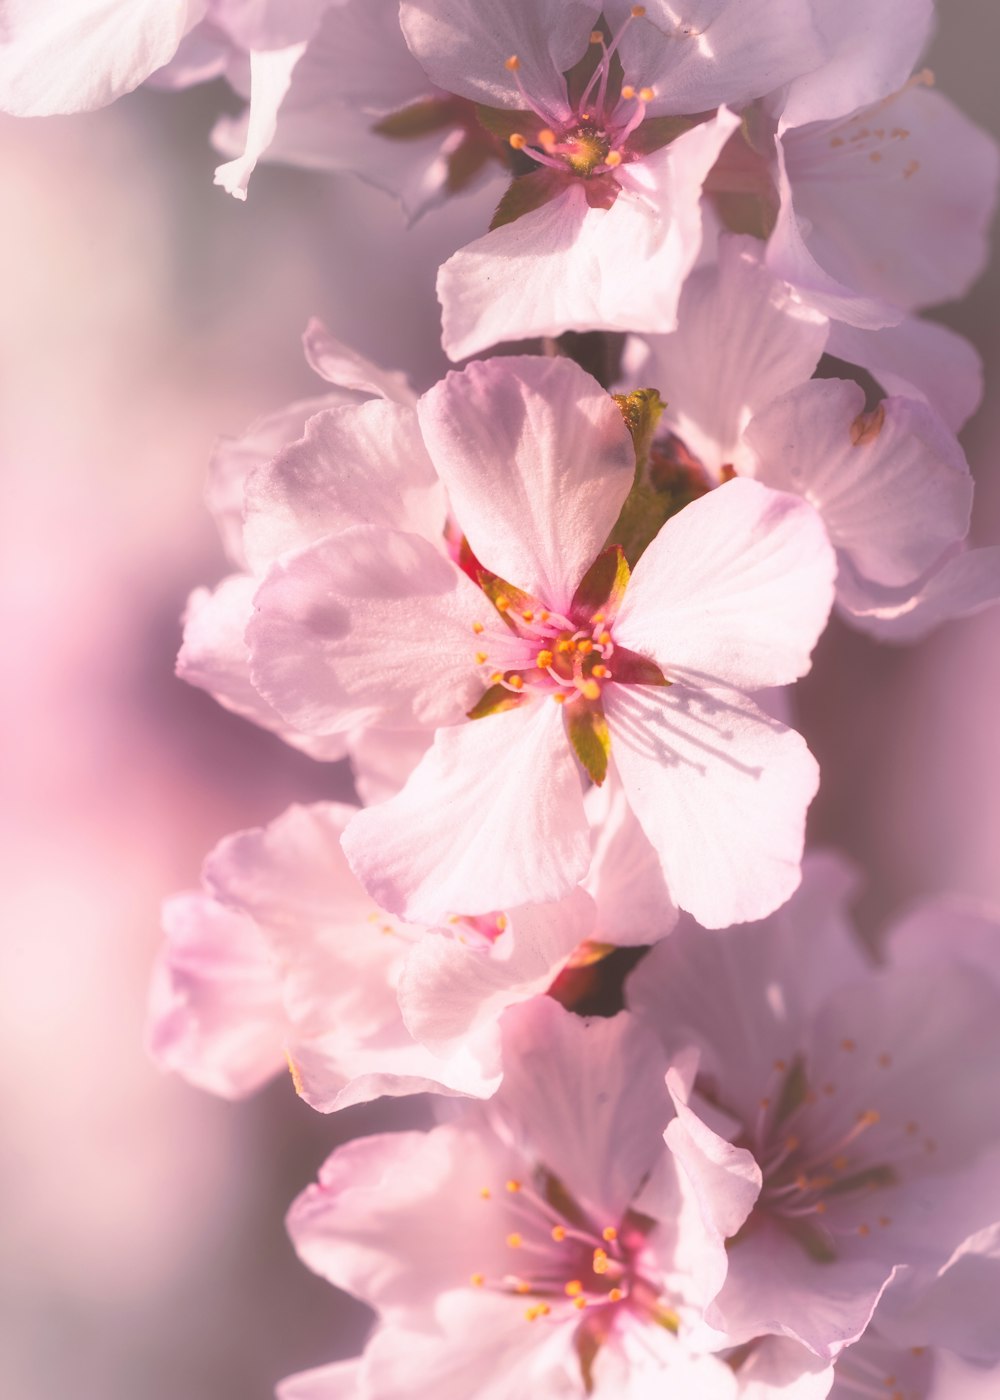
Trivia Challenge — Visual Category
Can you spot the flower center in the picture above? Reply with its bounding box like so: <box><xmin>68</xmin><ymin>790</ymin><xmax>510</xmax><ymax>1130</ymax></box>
<box><xmin>723</xmin><ymin>1045</ymin><xmax>941</xmax><ymax>1263</ymax></box>
<box><xmin>504</xmin><ymin>7</ymin><xmax>654</xmax><ymax>179</ymax></box>
<box><xmin>469</xmin><ymin>1170</ymin><xmax>676</xmax><ymax>1332</ymax></box>
<box><xmin>470</xmin><ymin>593</ymin><xmax>617</xmax><ymax>709</ymax></box>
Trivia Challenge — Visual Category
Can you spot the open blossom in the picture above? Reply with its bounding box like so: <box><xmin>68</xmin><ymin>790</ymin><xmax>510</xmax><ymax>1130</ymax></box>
<box><xmin>622</xmin><ymin>235</ymin><xmax>998</xmax><ymax>641</ymax></box>
<box><xmin>148</xmin><ymin>800</ymin><xmax>599</xmax><ymax>1110</ymax></box>
<box><xmin>245</xmin><ymin>354</ymin><xmax>835</xmax><ymax>928</ymax></box>
<box><xmin>628</xmin><ymin>853</ymin><xmax>1000</xmax><ymax>1361</ymax></box>
<box><xmin>280</xmin><ymin>999</ymin><xmax>746</xmax><ymax>1399</ymax></box>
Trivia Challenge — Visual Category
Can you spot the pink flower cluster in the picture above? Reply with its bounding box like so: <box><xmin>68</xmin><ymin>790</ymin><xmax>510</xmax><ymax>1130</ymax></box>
<box><xmin>8</xmin><ymin>1</ymin><xmax>1000</xmax><ymax>1395</ymax></box>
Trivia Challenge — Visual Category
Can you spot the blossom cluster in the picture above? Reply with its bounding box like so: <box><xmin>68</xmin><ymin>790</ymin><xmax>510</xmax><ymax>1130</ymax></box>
<box><xmin>7</xmin><ymin>1</ymin><xmax>1000</xmax><ymax>1395</ymax></box>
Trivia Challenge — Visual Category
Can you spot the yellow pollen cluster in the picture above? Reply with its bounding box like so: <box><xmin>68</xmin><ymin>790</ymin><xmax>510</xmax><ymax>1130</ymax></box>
<box><xmin>592</xmin><ymin>1248</ymin><xmax>610</xmax><ymax>1275</ymax></box>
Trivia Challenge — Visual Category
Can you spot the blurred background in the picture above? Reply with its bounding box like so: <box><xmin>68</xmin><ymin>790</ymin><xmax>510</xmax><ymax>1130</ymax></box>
<box><xmin>0</xmin><ymin>9</ymin><xmax>998</xmax><ymax>1397</ymax></box>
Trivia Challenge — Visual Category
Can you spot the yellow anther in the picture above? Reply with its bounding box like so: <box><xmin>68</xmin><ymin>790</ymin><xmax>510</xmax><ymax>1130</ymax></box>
<box><xmin>580</xmin><ymin>679</ymin><xmax>601</xmax><ymax>701</ymax></box>
<box><xmin>553</xmin><ymin>693</ymin><xmax>567</xmax><ymax>705</ymax></box>
<box><xmin>602</xmin><ymin>1226</ymin><xmax>618</xmax><ymax>1242</ymax></box>
<box><xmin>639</xmin><ymin>86</ymin><xmax>654</xmax><ymax>102</ymax></box>
<box><xmin>496</xmin><ymin>913</ymin><xmax>508</xmax><ymax>932</ymax></box>
<box><xmin>539</xmin><ymin>128</ymin><xmax>557</xmax><ymax>149</ymax></box>
<box><xmin>608</xmin><ymin>1287</ymin><xmax>624</xmax><ymax>1303</ymax></box>
<box><xmin>473</xmin><ymin>621</ymin><xmax>485</xmax><ymax>634</ymax></box>
<box><xmin>556</xmin><ymin>638</ymin><xmax>574</xmax><ymax>653</ymax></box>
<box><xmin>605</xmin><ymin>150</ymin><xmax>623</xmax><ymax>167</ymax></box>
<box><xmin>480</xmin><ymin>1187</ymin><xmax>492</xmax><ymax>1199</ymax></box>
<box><xmin>621</xmin><ymin>84</ymin><xmax>635</xmax><ymax>100</ymax></box>
<box><xmin>592</xmin><ymin>1248</ymin><xmax>610</xmax><ymax>1275</ymax></box>
<box><xmin>577</xmin><ymin>639</ymin><xmax>594</xmax><ymax>655</ymax></box>
<box><xmin>590</xmin><ymin>30</ymin><xmax>603</xmax><ymax>43</ymax></box>
<box><xmin>521</xmin><ymin>609</ymin><xmax>534</xmax><ymax>621</ymax></box>
<box><xmin>509</xmin><ymin>133</ymin><xmax>526</xmax><ymax>150</ymax></box>
<box><xmin>470</xmin><ymin>1272</ymin><xmax>485</xmax><ymax>1287</ymax></box>
<box><xmin>505</xmin><ymin>1179</ymin><xmax>522</xmax><ymax>1194</ymax></box>
<box><xmin>598</xmin><ymin>630</ymin><xmax>611</xmax><ymax>645</ymax></box>
<box><xmin>551</xmin><ymin>1225</ymin><xmax>567</xmax><ymax>1242</ymax></box>
<box><xmin>475</xmin><ymin>651</ymin><xmax>488</xmax><ymax>664</ymax></box>
<box><xmin>573</xmin><ymin>1295</ymin><xmax>588</xmax><ymax>1310</ymax></box>
<box><xmin>515</xmin><ymin>1279</ymin><xmax>532</xmax><ymax>1294</ymax></box>
<box><xmin>537</xmin><ymin>649</ymin><xmax>554</xmax><ymax>670</ymax></box>
<box><xmin>509</xmin><ymin>674</ymin><xmax>524</xmax><ymax>691</ymax></box>
<box><xmin>495</xmin><ymin>595</ymin><xmax>510</xmax><ymax>612</ymax></box>
<box><xmin>565</xmin><ymin>1279</ymin><xmax>584</xmax><ymax>1297</ymax></box>
<box><xmin>631</xmin><ymin>3</ymin><xmax>647</xmax><ymax>14</ymax></box>
<box><xmin>592</xmin><ymin>612</ymin><xmax>605</xmax><ymax>623</ymax></box>
<box><xmin>591</xmin><ymin>664</ymin><xmax>609</xmax><ymax>679</ymax></box>
<box><xmin>505</xmin><ymin>54</ymin><xmax>520</xmax><ymax>71</ymax></box>
<box><xmin>490</xmin><ymin>671</ymin><xmax>503</xmax><ymax>684</ymax></box>
<box><xmin>525</xmin><ymin>1302</ymin><xmax>551</xmax><ymax>1321</ymax></box>
<box><xmin>507</xmin><ymin>1233</ymin><xmax>523</xmax><ymax>1249</ymax></box>
<box><xmin>539</xmin><ymin>610</ymin><xmax>550</xmax><ymax>621</ymax></box>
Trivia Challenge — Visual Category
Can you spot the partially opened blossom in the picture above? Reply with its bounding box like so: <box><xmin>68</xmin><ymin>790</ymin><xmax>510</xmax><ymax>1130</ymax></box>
<box><xmin>623</xmin><ymin>235</ymin><xmax>994</xmax><ymax>640</ymax></box>
<box><xmin>629</xmin><ymin>854</ymin><xmax>1000</xmax><ymax>1360</ymax></box>
<box><xmin>280</xmin><ymin>999</ymin><xmax>746</xmax><ymax>1398</ymax></box>
<box><xmin>246</xmin><ymin>355</ymin><xmax>835</xmax><ymax>928</ymax></box>
<box><xmin>148</xmin><ymin>800</ymin><xmax>600</xmax><ymax>1109</ymax></box>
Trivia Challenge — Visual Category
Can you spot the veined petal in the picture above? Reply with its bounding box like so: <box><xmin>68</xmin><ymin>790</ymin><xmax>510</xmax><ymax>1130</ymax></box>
<box><xmin>607</xmin><ymin>0</ymin><xmax>827</xmax><ymax>117</ymax></box>
<box><xmin>399</xmin><ymin>0</ymin><xmax>598</xmax><ymax>115</ymax></box>
<box><xmin>0</xmin><ymin>0</ymin><xmax>203</xmax><ymax>115</ymax></box>
<box><xmin>417</xmin><ymin>357</ymin><xmax>634</xmax><ymax>610</ymax></box>
<box><xmin>244</xmin><ymin>399</ymin><xmax>445</xmax><ymax>572</ymax></box>
<box><xmin>625</xmin><ymin>235</ymin><xmax>828</xmax><ymax>479</ymax></box>
<box><xmin>835</xmin><ymin>545</ymin><xmax>1000</xmax><ymax>642</ymax></box>
<box><xmin>438</xmin><ymin>112</ymin><xmax>736</xmax><ymax>362</ymax></box>
<box><xmin>214</xmin><ymin>42</ymin><xmax>306</xmax><ymax>200</ymax></box>
<box><xmin>605</xmin><ymin>683</ymin><xmax>818</xmax><ymax>928</ymax></box>
<box><xmin>341</xmin><ymin>702</ymin><xmax>589</xmax><ymax>923</ymax></box>
<box><xmin>398</xmin><ymin>888</ymin><xmax>595</xmax><ymax>1056</ymax></box>
<box><xmin>827</xmin><ymin>316</ymin><xmax>984</xmax><ymax>434</ymax></box>
<box><xmin>747</xmin><ymin>383</ymin><xmax>972</xmax><ymax>589</ymax></box>
<box><xmin>247</xmin><ymin>527</ymin><xmax>488</xmax><ymax>736</ymax></box>
<box><xmin>615</xmin><ymin>479</ymin><xmax>835</xmax><ymax>691</ymax></box>
<box><xmin>176</xmin><ymin>574</ymin><xmax>347</xmax><ymax>760</ymax></box>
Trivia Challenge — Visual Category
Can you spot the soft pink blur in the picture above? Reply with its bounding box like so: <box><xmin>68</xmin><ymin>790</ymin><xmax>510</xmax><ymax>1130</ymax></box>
<box><xmin>0</xmin><ymin>14</ymin><xmax>998</xmax><ymax>1399</ymax></box>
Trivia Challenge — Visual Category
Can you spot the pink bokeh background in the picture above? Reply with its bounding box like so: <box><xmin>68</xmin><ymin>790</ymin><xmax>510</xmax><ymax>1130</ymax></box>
<box><xmin>1</xmin><ymin>12</ymin><xmax>998</xmax><ymax>1397</ymax></box>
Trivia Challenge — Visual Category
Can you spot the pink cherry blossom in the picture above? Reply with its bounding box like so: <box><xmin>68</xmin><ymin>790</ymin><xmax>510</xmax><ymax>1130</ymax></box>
<box><xmin>281</xmin><ymin>998</ymin><xmax>743</xmax><ymax>1398</ymax></box>
<box><xmin>148</xmin><ymin>800</ymin><xmax>601</xmax><ymax>1109</ymax></box>
<box><xmin>623</xmin><ymin>235</ymin><xmax>990</xmax><ymax>639</ymax></box>
<box><xmin>245</xmin><ymin>355</ymin><xmax>834</xmax><ymax>927</ymax></box>
<box><xmin>629</xmin><ymin>853</ymin><xmax>1000</xmax><ymax>1359</ymax></box>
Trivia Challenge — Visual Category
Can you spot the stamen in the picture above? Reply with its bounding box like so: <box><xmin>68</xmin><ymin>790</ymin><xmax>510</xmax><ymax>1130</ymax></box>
<box><xmin>506</xmin><ymin>1233</ymin><xmax>523</xmax><ymax>1248</ymax></box>
<box><xmin>602</xmin><ymin>1226</ymin><xmax>618</xmax><ymax>1242</ymax></box>
<box><xmin>564</xmin><ymin>1279</ymin><xmax>584</xmax><ymax>1297</ymax></box>
<box><xmin>536</xmin><ymin>649</ymin><xmax>554</xmax><ymax>669</ymax></box>
<box><xmin>470</xmin><ymin>1272</ymin><xmax>485</xmax><ymax>1287</ymax></box>
<box><xmin>509</xmin><ymin>133</ymin><xmax>526</xmax><ymax>150</ymax></box>
<box><xmin>506</xmin><ymin>1179</ymin><xmax>522</xmax><ymax>1193</ymax></box>
<box><xmin>475</xmin><ymin>651</ymin><xmax>488</xmax><ymax>664</ymax></box>
<box><xmin>472</xmin><ymin>621</ymin><xmax>484</xmax><ymax>634</ymax></box>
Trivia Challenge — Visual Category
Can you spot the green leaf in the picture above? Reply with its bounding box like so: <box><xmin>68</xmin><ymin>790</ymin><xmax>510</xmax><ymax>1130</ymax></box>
<box><xmin>474</xmin><ymin>103</ymin><xmax>540</xmax><ymax>144</ymax></box>
<box><xmin>612</xmin><ymin>647</ymin><xmax>669</xmax><ymax>687</ymax></box>
<box><xmin>466</xmin><ymin>684</ymin><xmax>526</xmax><ymax>721</ymax></box>
<box><xmin>476</xmin><ymin>570</ymin><xmax>536</xmax><ymax>627</ymax></box>
<box><xmin>571</xmin><ymin>545</ymin><xmax>630</xmax><ymax>618</ymax></box>
<box><xmin>712</xmin><ymin>189</ymin><xmax>779</xmax><ymax>241</ymax></box>
<box><xmin>490</xmin><ymin>168</ymin><xmax>570</xmax><ymax>231</ymax></box>
<box><xmin>446</xmin><ymin>136</ymin><xmax>492</xmax><ymax>194</ymax></box>
<box><xmin>373</xmin><ymin>99</ymin><xmax>457</xmax><ymax>140</ymax></box>
<box><xmin>566</xmin><ymin>702</ymin><xmax>611</xmax><ymax>785</ymax></box>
